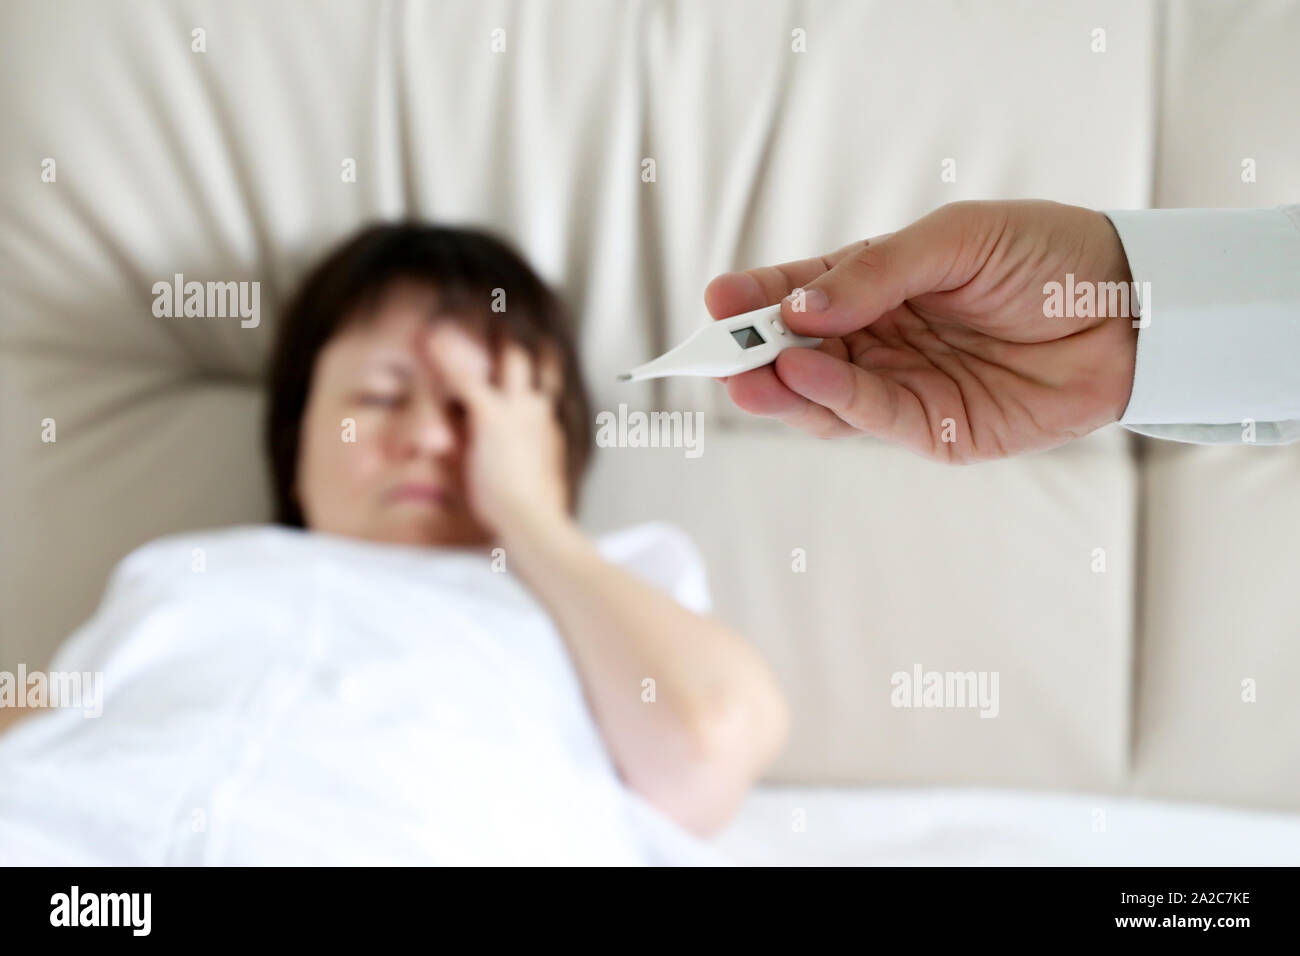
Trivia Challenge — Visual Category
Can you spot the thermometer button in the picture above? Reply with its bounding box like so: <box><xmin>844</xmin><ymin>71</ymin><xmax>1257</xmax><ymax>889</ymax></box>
<box><xmin>771</xmin><ymin>317</ymin><xmax>788</xmax><ymax>336</ymax></box>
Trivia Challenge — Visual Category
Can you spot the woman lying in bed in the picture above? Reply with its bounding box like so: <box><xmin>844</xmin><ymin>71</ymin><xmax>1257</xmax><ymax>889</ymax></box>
<box><xmin>0</xmin><ymin>224</ymin><xmax>788</xmax><ymax>865</ymax></box>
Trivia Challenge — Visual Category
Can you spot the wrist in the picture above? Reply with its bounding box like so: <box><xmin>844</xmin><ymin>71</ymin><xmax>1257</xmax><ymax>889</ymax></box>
<box><xmin>1093</xmin><ymin>209</ymin><xmax>1140</xmax><ymax>423</ymax></box>
<box><xmin>493</xmin><ymin>502</ymin><xmax>587</xmax><ymax>568</ymax></box>
<box><xmin>1110</xmin><ymin>317</ymin><xmax>1140</xmax><ymax>424</ymax></box>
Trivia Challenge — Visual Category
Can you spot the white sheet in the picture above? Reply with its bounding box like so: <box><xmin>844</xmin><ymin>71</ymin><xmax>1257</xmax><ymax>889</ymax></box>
<box><xmin>0</xmin><ymin>523</ymin><xmax>727</xmax><ymax>866</ymax></box>
<box><xmin>712</xmin><ymin>785</ymin><xmax>1300</xmax><ymax>866</ymax></box>
<box><xmin>9</xmin><ymin>523</ymin><xmax>1296</xmax><ymax>867</ymax></box>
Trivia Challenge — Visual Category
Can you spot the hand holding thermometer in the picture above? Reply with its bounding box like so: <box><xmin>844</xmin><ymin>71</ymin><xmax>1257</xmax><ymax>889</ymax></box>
<box><xmin>616</xmin><ymin>303</ymin><xmax>823</xmax><ymax>382</ymax></box>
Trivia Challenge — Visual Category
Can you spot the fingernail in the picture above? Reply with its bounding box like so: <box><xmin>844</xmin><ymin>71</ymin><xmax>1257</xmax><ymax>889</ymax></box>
<box><xmin>739</xmin><ymin>272</ymin><xmax>765</xmax><ymax>302</ymax></box>
<box><xmin>786</xmin><ymin>287</ymin><xmax>828</xmax><ymax>313</ymax></box>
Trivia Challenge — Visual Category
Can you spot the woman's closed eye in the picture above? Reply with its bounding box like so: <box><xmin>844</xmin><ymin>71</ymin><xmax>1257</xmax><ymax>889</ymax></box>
<box><xmin>357</xmin><ymin>391</ymin><xmax>406</xmax><ymax>408</ymax></box>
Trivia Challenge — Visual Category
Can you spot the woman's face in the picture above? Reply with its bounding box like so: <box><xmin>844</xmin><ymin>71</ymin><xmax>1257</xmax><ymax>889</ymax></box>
<box><xmin>294</xmin><ymin>282</ymin><xmax>498</xmax><ymax>548</ymax></box>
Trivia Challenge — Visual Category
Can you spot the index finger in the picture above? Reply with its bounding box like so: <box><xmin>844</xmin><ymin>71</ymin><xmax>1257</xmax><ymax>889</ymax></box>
<box><xmin>703</xmin><ymin>240</ymin><xmax>872</xmax><ymax>321</ymax></box>
<box><xmin>426</xmin><ymin>323</ymin><xmax>494</xmax><ymax>406</ymax></box>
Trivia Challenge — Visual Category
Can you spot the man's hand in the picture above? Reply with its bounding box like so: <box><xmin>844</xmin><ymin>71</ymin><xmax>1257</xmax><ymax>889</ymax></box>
<box><xmin>705</xmin><ymin>200</ymin><xmax>1140</xmax><ymax>462</ymax></box>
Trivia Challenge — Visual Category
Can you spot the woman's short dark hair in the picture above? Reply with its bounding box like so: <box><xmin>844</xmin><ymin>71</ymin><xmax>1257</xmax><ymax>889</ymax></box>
<box><xmin>265</xmin><ymin>222</ymin><xmax>593</xmax><ymax>527</ymax></box>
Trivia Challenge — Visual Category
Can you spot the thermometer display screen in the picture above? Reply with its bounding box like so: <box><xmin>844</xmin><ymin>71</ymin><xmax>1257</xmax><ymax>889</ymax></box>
<box><xmin>730</xmin><ymin>325</ymin><xmax>766</xmax><ymax>349</ymax></box>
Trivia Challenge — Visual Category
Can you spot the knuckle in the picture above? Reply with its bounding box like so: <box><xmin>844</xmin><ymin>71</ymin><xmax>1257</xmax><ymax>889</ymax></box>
<box><xmin>847</xmin><ymin>241</ymin><xmax>893</xmax><ymax>278</ymax></box>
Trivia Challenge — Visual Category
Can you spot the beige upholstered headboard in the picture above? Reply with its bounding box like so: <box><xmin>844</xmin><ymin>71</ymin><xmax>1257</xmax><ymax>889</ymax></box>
<box><xmin>3</xmin><ymin>0</ymin><xmax>1299</xmax><ymax>810</ymax></box>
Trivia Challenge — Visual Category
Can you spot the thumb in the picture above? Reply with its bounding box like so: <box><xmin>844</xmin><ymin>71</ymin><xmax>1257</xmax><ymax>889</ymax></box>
<box><xmin>780</xmin><ymin>205</ymin><xmax>971</xmax><ymax>338</ymax></box>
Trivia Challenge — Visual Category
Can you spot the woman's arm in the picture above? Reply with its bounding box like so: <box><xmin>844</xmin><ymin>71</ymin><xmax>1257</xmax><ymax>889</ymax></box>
<box><xmin>425</xmin><ymin>324</ymin><xmax>790</xmax><ymax>836</ymax></box>
<box><xmin>498</xmin><ymin>504</ymin><xmax>790</xmax><ymax>836</ymax></box>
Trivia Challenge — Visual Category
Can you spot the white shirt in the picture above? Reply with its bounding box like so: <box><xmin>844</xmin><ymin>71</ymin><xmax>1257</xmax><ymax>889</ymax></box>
<box><xmin>1104</xmin><ymin>205</ymin><xmax>1300</xmax><ymax>444</ymax></box>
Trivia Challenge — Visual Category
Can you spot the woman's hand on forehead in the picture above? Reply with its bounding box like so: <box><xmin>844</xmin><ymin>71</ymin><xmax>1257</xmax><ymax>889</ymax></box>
<box><xmin>423</xmin><ymin>322</ymin><xmax>492</xmax><ymax>393</ymax></box>
<box><xmin>425</xmin><ymin>323</ymin><xmax>564</xmax><ymax>398</ymax></box>
<box><xmin>425</xmin><ymin>323</ymin><xmax>569</xmax><ymax>535</ymax></box>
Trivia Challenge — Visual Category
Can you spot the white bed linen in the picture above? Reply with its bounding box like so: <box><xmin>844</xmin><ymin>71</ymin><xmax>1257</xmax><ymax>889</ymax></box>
<box><xmin>712</xmin><ymin>785</ymin><xmax>1300</xmax><ymax>866</ymax></box>
<box><xmin>0</xmin><ymin>523</ymin><xmax>726</xmax><ymax>866</ymax></box>
<box><xmin>9</xmin><ymin>522</ymin><xmax>1296</xmax><ymax>868</ymax></box>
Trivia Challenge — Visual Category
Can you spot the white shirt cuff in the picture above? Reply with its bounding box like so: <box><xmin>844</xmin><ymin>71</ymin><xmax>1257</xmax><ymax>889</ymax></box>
<box><xmin>1102</xmin><ymin>206</ymin><xmax>1300</xmax><ymax>444</ymax></box>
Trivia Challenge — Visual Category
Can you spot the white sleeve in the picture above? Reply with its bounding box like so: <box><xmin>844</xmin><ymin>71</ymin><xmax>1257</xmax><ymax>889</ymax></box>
<box><xmin>1102</xmin><ymin>206</ymin><xmax>1300</xmax><ymax>445</ymax></box>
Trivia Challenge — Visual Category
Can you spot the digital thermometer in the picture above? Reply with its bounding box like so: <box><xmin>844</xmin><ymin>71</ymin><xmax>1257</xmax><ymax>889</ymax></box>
<box><xmin>617</xmin><ymin>303</ymin><xmax>823</xmax><ymax>382</ymax></box>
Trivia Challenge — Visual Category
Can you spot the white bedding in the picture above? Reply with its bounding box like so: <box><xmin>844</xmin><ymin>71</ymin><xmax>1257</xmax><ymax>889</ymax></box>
<box><xmin>6</xmin><ymin>523</ymin><xmax>1297</xmax><ymax>867</ymax></box>
<box><xmin>713</xmin><ymin>786</ymin><xmax>1300</xmax><ymax>866</ymax></box>
<box><xmin>0</xmin><ymin>523</ymin><xmax>727</xmax><ymax>866</ymax></box>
